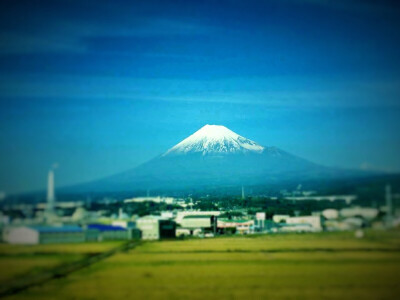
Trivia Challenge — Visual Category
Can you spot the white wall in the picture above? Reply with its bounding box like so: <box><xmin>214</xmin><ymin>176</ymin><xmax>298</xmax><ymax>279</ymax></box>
<box><xmin>3</xmin><ymin>227</ymin><xmax>39</xmax><ymax>244</ymax></box>
<box><xmin>286</xmin><ymin>216</ymin><xmax>322</xmax><ymax>230</ymax></box>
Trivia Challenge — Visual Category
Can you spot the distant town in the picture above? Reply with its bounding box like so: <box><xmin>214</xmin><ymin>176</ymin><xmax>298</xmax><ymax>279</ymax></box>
<box><xmin>1</xmin><ymin>167</ymin><xmax>399</xmax><ymax>245</ymax></box>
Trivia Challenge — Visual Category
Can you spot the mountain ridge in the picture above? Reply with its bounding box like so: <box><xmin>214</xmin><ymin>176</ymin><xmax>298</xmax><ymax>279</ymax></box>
<box><xmin>61</xmin><ymin>124</ymin><xmax>373</xmax><ymax>194</ymax></box>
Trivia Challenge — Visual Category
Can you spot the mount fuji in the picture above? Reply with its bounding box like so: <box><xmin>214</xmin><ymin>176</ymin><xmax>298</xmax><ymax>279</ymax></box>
<box><xmin>69</xmin><ymin>125</ymin><xmax>366</xmax><ymax>193</ymax></box>
<box><xmin>164</xmin><ymin>124</ymin><xmax>265</xmax><ymax>156</ymax></box>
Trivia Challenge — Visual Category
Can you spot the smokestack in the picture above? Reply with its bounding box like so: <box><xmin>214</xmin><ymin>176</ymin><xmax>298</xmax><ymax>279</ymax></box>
<box><xmin>47</xmin><ymin>168</ymin><xmax>56</xmax><ymax>213</ymax></box>
<box><xmin>385</xmin><ymin>184</ymin><xmax>393</xmax><ymax>227</ymax></box>
<box><xmin>241</xmin><ymin>185</ymin><xmax>245</xmax><ymax>200</ymax></box>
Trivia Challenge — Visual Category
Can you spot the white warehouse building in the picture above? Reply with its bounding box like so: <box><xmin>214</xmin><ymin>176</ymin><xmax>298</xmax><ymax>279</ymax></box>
<box><xmin>3</xmin><ymin>225</ymin><xmax>85</xmax><ymax>245</ymax></box>
<box><xmin>286</xmin><ymin>216</ymin><xmax>323</xmax><ymax>231</ymax></box>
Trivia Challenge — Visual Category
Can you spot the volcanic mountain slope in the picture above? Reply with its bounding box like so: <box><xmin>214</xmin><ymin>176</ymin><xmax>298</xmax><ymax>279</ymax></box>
<box><xmin>70</xmin><ymin>124</ymin><xmax>364</xmax><ymax>193</ymax></box>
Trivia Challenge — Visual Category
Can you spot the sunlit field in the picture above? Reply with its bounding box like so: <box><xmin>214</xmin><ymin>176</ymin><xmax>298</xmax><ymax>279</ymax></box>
<box><xmin>0</xmin><ymin>242</ymin><xmax>123</xmax><ymax>284</ymax></box>
<box><xmin>2</xmin><ymin>230</ymin><xmax>400</xmax><ymax>300</ymax></box>
<box><xmin>0</xmin><ymin>241</ymin><xmax>124</xmax><ymax>256</ymax></box>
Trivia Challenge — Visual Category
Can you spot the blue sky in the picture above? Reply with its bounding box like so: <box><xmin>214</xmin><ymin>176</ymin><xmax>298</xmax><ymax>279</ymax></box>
<box><xmin>0</xmin><ymin>0</ymin><xmax>400</xmax><ymax>193</ymax></box>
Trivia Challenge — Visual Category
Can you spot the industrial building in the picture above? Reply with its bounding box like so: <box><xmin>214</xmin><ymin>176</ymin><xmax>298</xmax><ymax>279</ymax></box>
<box><xmin>177</xmin><ymin>214</ymin><xmax>218</xmax><ymax>236</ymax></box>
<box><xmin>3</xmin><ymin>225</ymin><xmax>85</xmax><ymax>245</ymax></box>
<box><xmin>286</xmin><ymin>216</ymin><xmax>323</xmax><ymax>231</ymax></box>
<box><xmin>111</xmin><ymin>220</ymin><xmax>136</xmax><ymax>229</ymax></box>
<box><xmin>274</xmin><ymin>223</ymin><xmax>315</xmax><ymax>233</ymax></box>
<box><xmin>124</xmin><ymin>196</ymin><xmax>176</xmax><ymax>205</ymax></box>
<box><xmin>86</xmin><ymin>224</ymin><xmax>139</xmax><ymax>241</ymax></box>
<box><xmin>340</xmin><ymin>207</ymin><xmax>379</xmax><ymax>220</ymax></box>
<box><xmin>273</xmin><ymin>215</ymin><xmax>290</xmax><ymax>223</ymax></box>
<box><xmin>136</xmin><ymin>216</ymin><xmax>176</xmax><ymax>240</ymax></box>
<box><xmin>175</xmin><ymin>211</ymin><xmax>220</xmax><ymax>224</ymax></box>
<box><xmin>217</xmin><ymin>219</ymin><xmax>254</xmax><ymax>234</ymax></box>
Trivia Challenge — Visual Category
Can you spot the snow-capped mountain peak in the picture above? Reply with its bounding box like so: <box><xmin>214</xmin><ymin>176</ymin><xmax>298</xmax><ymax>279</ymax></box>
<box><xmin>163</xmin><ymin>124</ymin><xmax>265</xmax><ymax>156</ymax></box>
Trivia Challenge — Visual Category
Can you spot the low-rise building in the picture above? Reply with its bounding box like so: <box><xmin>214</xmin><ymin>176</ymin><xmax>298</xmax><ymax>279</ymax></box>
<box><xmin>175</xmin><ymin>211</ymin><xmax>220</xmax><ymax>224</ymax></box>
<box><xmin>286</xmin><ymin>216</ymin><xmax>322</xmax><ymax>231</ymax></box>
<box><xmin>86</xmin><ymin>224</ymin><xmax>134</xmax><ymax>241</ymax></box>
<box><xmin>177</xmin><ymin>214</ymin><xmax>218</xmax><ymax>236</ymax></box>
<box><xmin>3</xmin><ymin>225</ymin><xmax>85</xmax><ymax>245</ymax></box>
<box><xmin>161</xmin><ymin>211</ymin><xmax>174</xmax><ymax>219</ymax></box>
<box><xmin>273</xmin><ymin>215</ymin><xmax>290</xmax><ymax>223</ymax></box>
<box><xmin>136</xmin><ymin>216</ymin><xmax>176</xmax><ymax>240</ymax></box>
<box><xmin>124</xmin><ymin>196</ymin><xmax>176</xmax><ymax>205</ymax></box>
<box><xmin>322</xmin><ymin>209</ymin><xmax>339</xmax><ymax>220</ymax></box>
<box><xmin>340</xmin><ymin>207</ymin><xmax>379</xmax><ymax>221</ymax></box>
<box><xmin>217</xmin><ymin>219</ymin><xmax>254</xmax><ymax>234</ymax></box>
<box><xmin>111</xmin><ymin>220</ymin><xmax>136</xmax><ymax>229</ymax></box>
<box><xmin>275</xmin><ymin>223</ymin><xmax>316</xmax><ymax>233</ymax></box>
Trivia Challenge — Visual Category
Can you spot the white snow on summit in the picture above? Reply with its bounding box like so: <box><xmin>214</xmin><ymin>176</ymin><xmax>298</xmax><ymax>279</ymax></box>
<box><xmin>163</xmin><ymin>124</ymin><xmax>265</xmax><ymax>156</ymax></box>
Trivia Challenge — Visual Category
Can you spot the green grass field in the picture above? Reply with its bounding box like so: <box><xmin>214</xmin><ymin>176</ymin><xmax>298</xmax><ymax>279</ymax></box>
<box><xmin>0</xmin><ymin>241</ymin><xmax>123</xmax><ymax>284</ymax></box>
<box><xmin>2</xmin><ymin>231</ymin><xmax>400</xmax><ymax>300</ymax></box>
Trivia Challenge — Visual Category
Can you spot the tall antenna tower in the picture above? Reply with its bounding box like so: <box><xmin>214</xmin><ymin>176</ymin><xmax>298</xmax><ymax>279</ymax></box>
<box><xmin>241</xmin><ymin>185</ymin><xmax>245</xmax><ymax>200</ymax></box>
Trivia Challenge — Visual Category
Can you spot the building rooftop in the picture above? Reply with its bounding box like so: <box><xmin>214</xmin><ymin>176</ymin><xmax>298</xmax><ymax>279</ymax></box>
<box><xmin>183</xmin><ymin>215</ymin><xmax>215</xmax><ymax>219</ymax></box>
<box><xmin>29</xmin><ymin>225</ymin><xmax>83</xmax><ymax>233</ymax></box>
<box><xmin>87</xmin><ymin>224</ymin><xmax>126</xmax><ymax>231</ymax></box>
<box><xmin>218</xmin><ymin>219</ymin><xmax>253</xmax><ymax>223</ymax></box>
